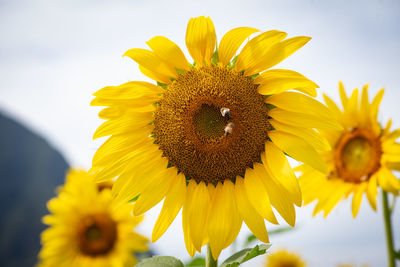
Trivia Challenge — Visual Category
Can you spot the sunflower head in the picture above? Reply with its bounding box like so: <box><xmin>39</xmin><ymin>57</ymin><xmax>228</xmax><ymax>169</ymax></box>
<box><xmin>38</xmin><ymin>169</ymin><xmax>148</xmax><ymax>267</ymax></box>
<box><xmin>91</xmin><ymin>16</ymin><xmax>340</xmax><ymax>258</ymax></box>
<box><xmin>299</xmin><ymin>82</ymin><xmax>400</xmax><ymax>218</ymax></box>
<box><xmin>265</xmin><ymin>249</ymin><xmax>305</xmax><ymax>267</ymax></box>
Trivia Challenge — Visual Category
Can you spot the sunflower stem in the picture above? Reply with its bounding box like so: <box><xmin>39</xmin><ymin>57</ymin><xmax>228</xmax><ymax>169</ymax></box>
<box><xmin>382</xmin><ymin>190</ymin><xmax>396</xmax><ymax>267</ymax></box>
<box><xmin>206</xmin><ymin>244</ymin><xmax>218</xmax><ymax>267</ymax></box>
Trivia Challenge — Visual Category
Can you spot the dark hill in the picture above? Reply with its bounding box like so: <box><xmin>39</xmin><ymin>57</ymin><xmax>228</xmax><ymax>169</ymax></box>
<box><xmin>0</xmin><ymin>112</ymin><xmax>69</xmax><ymax>267</ymax></box>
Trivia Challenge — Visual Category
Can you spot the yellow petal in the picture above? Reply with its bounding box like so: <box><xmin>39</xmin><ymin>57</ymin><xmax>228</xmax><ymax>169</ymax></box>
<box><xmin>311</xmin><ymin>179</ymin><xmax>336</xmax><ymax>216</ymax></box>
<box><xmin>267</xmin><ymin>92</ymin><xmax>334</xmax><ymax>121</ymax></box>
<box><xmin>359</xmin><ymin>84</ymin><xmax>370</xmax><ymax>127</ymax></box>
<box><xmin>270</xmin><ymin>119</ymin><xmax>331</xmax><ymax>151</ymax></box>
<box><xmin>268</xmin><ymin>108</ymin><xmax>343</xmax><ymax>131</ymax></box>
<box><xmin>255</xmin><ymin>69</ymin><xmax>318</xmax><ymax>97</ymax></box>
<box><xmin>93</xmin><ymin>151</ymin><xmax>138</xmax><ymax>183</ymax></box>
<box><xmin>234</xmin><ymin>177</ymin><xmax>269</xmax><ymax>243</ymax></box>
<box><xmin>366</xmin><ymin>175</ymin><xmax>378</xmax><ymax>211</ymax></box>
<box><xmin>262</xmin><ymin>141</ymin><xmax>302</xmax><ymax>206</ymax></box>
<box><xmin>383</xmin><ymin>130</ymin><xmax>400</xmax><ymax>146</ymax></box>
<box><xmin>381</xmin><ymin>167</ymin><xmax>400</xmax><ymax>191</ymax></box>
<box><xmin>134</xmin><ymin>167</ymin><xmax>178</xmax><ymax>215</ymax></box>
<box><xmin>91</xmin><ymin>94</ymin><xmax>160</xmax><ymax>107</ymax></box>
<box><xmin>382</xmin><ymin>119</ymin><xmax>393</xmax><ymax>138</ymax></box>
<box><xmin>244</xmin><ymin>36</ymin><xmax>311</xmax><ymax>76</ymax></box>
<box><xmin>94</xmin><ymin>81</ymin><xmax>162</xmax><ymax>99</ymax></box>
<box><xmin>322</xmin><ymin>181</ymin><xmax>352</xmax><ymax>217</ymax></box>
<box><xmin>139</xmin><ymin>65</ymin><xmax>171</xmax><ymax>84</ymax></box>
<box><xmin>113</xmin><ymin>156</ymin><xmax>168</xmax><ymax>206</ymax></box>
<box><xmin>208</xmin><ymin>181</ymin><xmax>242</xmax><ymax>259</ymax></box>
<box><xmin>299</xmin><ymin>169</ymin><xmax>328</xmax><ymax>205</ymax></box>
<box><xmin>236</xmin><ymin>30</ymin><xmax>287</xmax><ymax>73</ymax></box>
<box><xmin>182</xmin><ymin>199</ymin><xmax>197</xmax><ymax>257</ymax></box>
<box><xmin>147</xmin><ymin>36</ymin><xmax>190</xmax><ymax>71</ymax></box>
<box><xmin>269</xmin><ymin>130</ymin><xmax>328</xmax><ymax>173</ymax></box>
<box><xmin>370</xmin><ymin>88</ymin><xmax>384</xmax><ymax>120</ymax></box>
<box><xmin>98</xmin><ymin>106</ymin><xmax>124</xmax><ymax>119</ymax></box>
<box><xmin>323</xmin><ymin>94</ymin><xmax>341</xmax><ymax>117</ymax></box>
<box><xmin>244</xmin><ymin>167</ymin><xmax>278</xmax><ymax>224</ymax></box>
<box><xmin>255</xmin><ymin>163</ymin><xmax>296</xmax><ymax>226</ymax></box>
<box><xmin>338</xmin><ymin>81</ymin><xmax>348</xmax><ymax>109</ymax></box>
<box><xmin>110</xmin><ymin>144</ymin><xmax>161</xmax><ymax>194</ymax></box>
<box><xmin>152</xmin><ymin>173</ymin><xmax>186</xmax><ymax>242</ymax></box>
<box><xmin>184</xmin><ymin>180</ymin><xmax>210</xmax><ymax>251</ymax></box>
<box><xmin>218</xmin><ymin>27</ymin><xmax>259</xmax><ymax>66</ymax></box>
<box><xmin>387</xmin><ymin>162</ymin><xmax>400</xmax><ymax>171</ymax></box>
<box><xmin>352</xmin><ymin>183</ymin><xmax>367</xmax><ymax>218</ymax></box>
<box><xmin>92</xmin><ymin>132</ymin><xmax>152</xmax><ymax>166</ymax></box>
<box><xmin>124</xmin><ymin>48</ymin><xmax>177</xmax><ymax>78</ymax></box>
<box><xmin>185</xmin><ymin>16</ymin><xmax>216</xmax><ymax>66</ymax></box>
<box><xmin>383</xmin><ymin>142</ymin><xmax>400</xmax><ymax>154</ymax></box>
<box><xmin>93</xmin><ymin>113</ymin><xmax>153</xmax><ymax>139</ymax></box>
<box><xmin>347</xmin><ymin>88</ymin><xmax>359</xmax><ymax>114</ymax></box>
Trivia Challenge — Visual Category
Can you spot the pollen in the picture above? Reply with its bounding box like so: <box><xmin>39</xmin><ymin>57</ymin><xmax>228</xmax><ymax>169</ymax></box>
<box><xmin>77</xmin><ymin>213</ymin><xmax>117</xmax><ymax>256</ymax></box>
<box><xmin>334</xmin><ymin>128</ymin><xmax>382</xmax><ymax>183</ymax></box>
<box><xmin>154</xmin><ymin>66</ymin><xmax>271</xmax><ymax>184</ymax></box>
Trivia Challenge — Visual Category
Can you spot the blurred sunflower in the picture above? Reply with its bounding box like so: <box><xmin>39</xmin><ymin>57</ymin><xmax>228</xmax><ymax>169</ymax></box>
<box><xmin>299</xmin><ymin>82</ymin><xmax>400</xmax><ymax>217</ymax></box>
<box><xmin>266</xmin><ymin>249</ymin><xmax>305</xmax><ymax>267</ymax></box>
<box><xmin>38</xmin><ymin>169</ymin><xmax>148</xmax><ymax>267</ymax></box>
<box><xmin>91</xmin><ymin>16</ymin><xmax>341</xmax><ymax>258</ymax></box>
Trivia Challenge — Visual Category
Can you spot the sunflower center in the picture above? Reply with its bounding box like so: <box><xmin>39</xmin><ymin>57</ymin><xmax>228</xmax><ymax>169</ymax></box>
<box><xmin>77</xmin><ymin>213</ymin><xmax>117</xmax><ymax>256</ymax></box>
<box><xmin>334</xmin><ymin>128</ymin><xmax>382</xmax><ymax>183</ymax></box>
<box><xmin>193</xmin><ymin>104</ymin><xmax>230</xmax><ymax>139</ymax></box>
<box><xmin>154</xmin><ymin>66</ymin><xmax>271</xmax><ymax>184</ymax></box>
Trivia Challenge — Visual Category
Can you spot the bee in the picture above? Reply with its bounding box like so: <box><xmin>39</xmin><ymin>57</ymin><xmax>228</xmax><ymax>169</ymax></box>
<box><xmin>220</xmin><ymin>107</ymin><xmax>231</xmax><ymax>119</ymax></box>
<box><xmin>224</xmin><ymin>122</ymin><xmax>235</xmax><ymax>136</ymax></box>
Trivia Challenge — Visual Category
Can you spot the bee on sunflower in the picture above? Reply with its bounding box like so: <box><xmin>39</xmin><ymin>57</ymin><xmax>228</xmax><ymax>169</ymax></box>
<box><xmin>299</xmin><ymin>82</ymin><xmax>400</xmax><ymax>217</ymax></box>
<box><xmin>38</xmin><ymin>169</ymin><xmax>148</xmax><ymax>267</ymax></box>
<box><xmin>91</xmin><ymin>16</ymin><xmax>341</xmax><ymax>258</ymax></box>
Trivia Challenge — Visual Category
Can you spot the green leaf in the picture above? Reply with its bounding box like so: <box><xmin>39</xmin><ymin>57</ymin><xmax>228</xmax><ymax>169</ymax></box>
<box><xmin>157</xmin><ymin>82</ymin><xmax>167</xmax><ymax>89</ymax></box>
<box><xmin>185</xmin><ymin>256</ymin><xmax>205</xmax><ymax>266</ymax></box>
<box><xmin>249</xmin><ymin>73</ymin><xmax>259</xmax><ymax>80</ymax></box>
<box><xmin>136</xmin><ymin>256</ymin><xmax>184</xmax><ymax>267</ymax></box>
<box><xmin>211</xmin><ymin>50</ymin><xmax>219</xmax><ymax>65</ymax></box>
<box><xmin>395</xmin><ymin>249</ymin><xmax>400</xmax><ymax>259</ymax></box>
<box><xmin>128</xmin><ymin>194</ymin><xmax>140</xmax><ymax>202</ymax></box>
<box><xmin>220</xmin><ymin>244</ymin><xmax>271</xmax><ymax>267</ymax></box>
<box><xmin>229</xmin><ymin>55</ymin><xmax>238</xmax><ymax>69</ymax></box>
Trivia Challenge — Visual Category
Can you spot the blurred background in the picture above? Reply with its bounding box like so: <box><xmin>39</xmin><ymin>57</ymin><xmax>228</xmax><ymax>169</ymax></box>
<box><xmin>0</xmin><ymin>0</ymin><xmax>399</xmax><ymax>266</ymax></box>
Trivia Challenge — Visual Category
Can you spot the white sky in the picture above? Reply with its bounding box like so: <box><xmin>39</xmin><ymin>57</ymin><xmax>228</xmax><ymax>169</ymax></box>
<box><xmin>0</xmin><ymin>0</ymin><xmax>399</xmax><ymax>266</ymax></box>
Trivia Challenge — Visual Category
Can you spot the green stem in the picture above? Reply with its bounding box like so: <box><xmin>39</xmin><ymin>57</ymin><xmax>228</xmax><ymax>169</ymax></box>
<box><xmin>382</xmin><ymin>190</ymin><xmax>396</xmax><ymax>267</ymax></box>
<box><xmin>206</xmin><ymin>244</ymin><xmax>218</xmax><ymax>267</ymax></box>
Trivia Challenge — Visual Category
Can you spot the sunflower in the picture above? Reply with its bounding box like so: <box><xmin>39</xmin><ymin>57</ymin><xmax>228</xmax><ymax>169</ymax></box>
<box><xmin>299</xmin><ymin>82</ymin><xmax>400</xmax><ymax>218</ymax></box>
<box><xmin>91</xmin><ymin>16</ymin><xmax>341</xmax><ymax>258</ymax></box>
<box><xmin>38</xmin><ymin>169</ymin><xmax>148</xmax><ymax>267</ymax></box>
<box><xmin>265</xmin><ymin>249</ymin><xmax>305</xmax><ymax>267</ymax></box>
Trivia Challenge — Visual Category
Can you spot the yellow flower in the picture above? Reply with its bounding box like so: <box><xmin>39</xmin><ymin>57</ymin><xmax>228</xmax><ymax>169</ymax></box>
<box><xmin>91</xmin><ymin>16</ymin><xmax>340</xmax><ymax>258</ymax></box>
<box><xmin>266</xmin><ymin>249</ymin><xmax>305</xmax><ymax>267</ymax></box>
<box><xmin>38</xmin><ymin>169</ymin><xmax>148</xmax><ymax>267</ymax></box>
<box><xmin>299</xmin><ymin>82</ymin><xmax>400</xmax><ymax>217</ymax></box>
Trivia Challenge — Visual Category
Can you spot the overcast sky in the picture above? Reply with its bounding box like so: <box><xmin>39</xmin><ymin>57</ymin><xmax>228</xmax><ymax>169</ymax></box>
<box><xmin>1</xmin><ymin>0</ymin><xmax>399</xmax><ymax>266</ymax></box>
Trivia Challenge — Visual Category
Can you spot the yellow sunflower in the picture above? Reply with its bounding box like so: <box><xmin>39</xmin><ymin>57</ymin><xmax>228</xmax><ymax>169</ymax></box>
<box><xmin>299</xmin><ymin>82</ymin><xmax>400</xmax><ymax>218</ymax></box>
<box><xmin>91</xmin><ymin>16</ymin><xmax>341</xmax><ymax>258</ymax></box>
<box><xmin>38</xmin><ymin>169</ymin><xmax>148</xmax><ymax>267</ymax></box>
<box><xmin>266</xmin><ymin>249</ymin><xmax>305</xmax><ymax>267</ymax></box>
